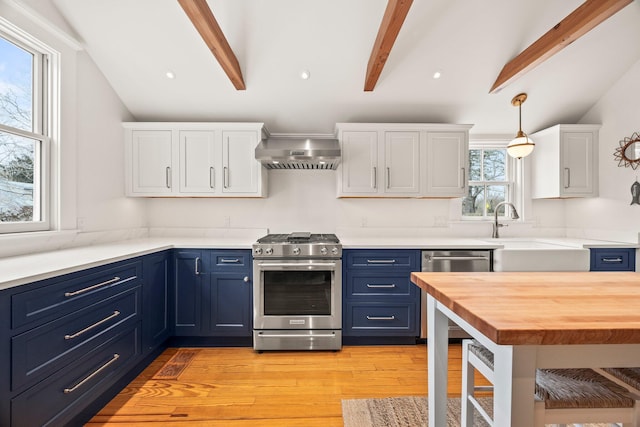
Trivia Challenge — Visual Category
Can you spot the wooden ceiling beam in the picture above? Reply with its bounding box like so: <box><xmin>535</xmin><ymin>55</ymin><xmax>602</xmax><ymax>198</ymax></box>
<box><xmin>490</xmin><ymin>0</ymin><xmax>633</xmax><ymax>94</ymax></box>
<box><xmin>178</xmin><ymin>0</ymin><xmax>246</xmax><ymax>90</ymax></box>
<box><xmin>364</xmin><ymin>0</ymin><xmax>413</xmax><ymax>92</ymax></box>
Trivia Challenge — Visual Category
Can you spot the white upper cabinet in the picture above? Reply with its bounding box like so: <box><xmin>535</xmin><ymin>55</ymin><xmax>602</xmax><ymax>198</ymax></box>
<box><xmin>179</xmin><ymin>130</ymin><xmax>220</xmax><ymax>194</ymax></box>
<box><xmin>222</xmin><ymin>130</ymin><xmax>261</xmax><ymax>194</ymax></box>
<box><xmin>130</xmin><ymin>130</ymin><xmax>175</xmax><ymax>195</ymax></box>
<box><xmin>339</xmin><ymin>131</ymin><xmax>378</xmax><ymax>195</ymax></box>
<box><xmin>384</xmin><ymin>131</ymin><xmax>420</xmax><ymax>194</ymax></box>
<box><xmin>530</xmin><ymin>124</ymin><xmax>600</xmax><ymax>199</ymax></box>
<box><xmin>124</xmin><ymin>123</ymin><xmax>267</xmax><ymax>197</ymax></box>
<box><xmin>336</xmin><ymin>123</ymin><xmax>471</xmax><ymax>198</ymax></box>
<box><xmin>424</xmin><ymin>132</ymin><xmax>467</xmax><ymax>196</ymax></box>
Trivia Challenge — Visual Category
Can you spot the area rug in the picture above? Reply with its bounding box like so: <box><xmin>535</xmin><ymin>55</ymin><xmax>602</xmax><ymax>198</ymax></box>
<box><xmin>152</xmin><ymin>349</ymin><xmax>199</xmax><ymax>380</ymax></box>
<box><xmin>341</xmin><ymin>396</ymin><xmax>611</xmax><ymax>427</ymax></box>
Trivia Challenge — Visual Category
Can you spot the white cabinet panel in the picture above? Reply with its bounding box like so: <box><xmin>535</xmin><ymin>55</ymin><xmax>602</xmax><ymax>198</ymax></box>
<box><xmin>131</xmin><ymin>130</ymin><xmax>174</xmax><ymax>194</ymax></box>
<box><xmin>179</xmin><ymin>131</ymin><xmax>220</xmax><ymax>194</ymax></box>
<box><xmin>340</xmin><ymin>131</ymin><xmax>378</xmax><ymax>194</ymax></box>
<box><xmin>384</xmin><ymin>132</ymin><xmax>420</xmax><ymax>194</ymax></box>
<box><xmin>425</xmin><ymin>132</ymin><xmax>467</xmax><ymax>196</ymax></box>
<box><xmin>222</xmin><ymin>131</ymin><xmax>260</xmax><ymax>194</ymax></box>
<box><xmin>562</xmin><ymin>132</ymin><xmax>594</xmax><ymax>195</ymax></box>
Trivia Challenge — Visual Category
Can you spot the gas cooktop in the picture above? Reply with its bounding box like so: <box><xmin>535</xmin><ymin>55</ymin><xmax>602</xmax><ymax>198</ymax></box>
<box><xmin>253</xmin><ymin>232</ymin><xmax>341</xmax><ymax>258</ymax></box>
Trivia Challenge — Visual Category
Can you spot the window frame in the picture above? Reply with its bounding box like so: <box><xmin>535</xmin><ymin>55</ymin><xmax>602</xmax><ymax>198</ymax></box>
<box><xmin>0</xmin><ymin>20</ymin><xmax>53</xmax><ymax>233</ymax></box>
<box><xmin>462</xmin><ymin>140</ymin><xmax>517</xmax><ymax>221</ymax></box>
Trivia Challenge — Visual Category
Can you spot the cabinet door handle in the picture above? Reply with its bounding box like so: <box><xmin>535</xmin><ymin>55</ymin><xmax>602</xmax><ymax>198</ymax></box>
<box><xmin>64</xmin><ymin>277</ymin><xmax>122</xmax><ymax>297</ymax></box>
<box><xmin>372</xmin><ymin>167</ymin><xmax>377</xmax><ymax>189</ymax></box>
<box><xmin>210</xmin><ymin>167</ymin><xmax>215</xmax><ymax>189</ymax></box>
<box><xmin>602</xmin><ymin>257</ymin><xmax>623</xmax><ymax>263</ymax></box>
<box><xmin>366</xmin><ymin>315</ymin><xmax>395</xmax><ymax>321</ymax></box>
<box><xmin>461</xmin><ymin>168</ymin><xmax>466</xmax><ymax>188</ymax></box>
<box><xmin>166</xmin><ymin>166</ymin><xmax>171</xmax><ymax>189</ymax></box>
<box><xmin>386</xmin><ymin>167</ymin><xmax>390</xmax><ymax>189</ymax></box>
<box><xmin>220</xmin><ymin>258</ymin><xmax>240</xmax><ymax>263</ymax></box>
<box><xmin>366</xmin><ymin>259</ymin><xmax>396</xmax><ymax>264</ymax></box>
<box><xmin>224</xmin><ymin>166</ymin><xmax>229</xmax><ymax>188</ymax></box>
<box><xmin>564</xmin><ymin>168</ymin><xmax>570</xmax><ymax>188</ymax></box>
<box><xmin>243</xmin><ymin>276</ymin><xmax>250</xmax><ymax>283</ymax></box>
<box><xmin>64</xmin><ymin>354</ymin><xmax>120</xmax><ymax>394</ymax></box>
<box><xmin>195</xmin><ymin>257</ymin><xmax>201</xmax><ymax>275</ymax></box>
<box><xmin>64</xmin><ymin>311</ymin><xmax>120</xmax><ymax>340</ymax></box>
<box><xmin>366</xmin><ymin>284</ymin><xmax>396</xmax><ymax>288</ymax></box>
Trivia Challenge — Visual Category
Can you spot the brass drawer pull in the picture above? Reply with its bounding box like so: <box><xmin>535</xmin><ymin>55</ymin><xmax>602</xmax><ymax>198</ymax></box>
<box><xmin>366</xmin><ymin>315</ymin><xmax>396</xmax><ymax>321</ymax></box>
<box><xmin>366</xmin><ymin>284</ymin><xmax>396</xmax><ymax>288</ymax></box>
<box><xmin>64</xmin><ymin>311</ymin><xmax>120</xmax><ymax>340</ymax></box>
<box><xmin>63</xmin><ymin>353</ymin><xmax>120</xmax><ymax>394</ymax></box>
<box><xmin>64</xmin><ymin>277</ymin><xmax>122</xmax><ymax>297</ymax></box>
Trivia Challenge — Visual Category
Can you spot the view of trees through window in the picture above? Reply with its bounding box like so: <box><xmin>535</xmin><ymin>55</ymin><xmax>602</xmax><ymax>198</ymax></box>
<box><xmin>0</xmin><ymin>35</ymin><xmax>37</xmax><ymax>223</ymax></box>
<box><xmin>462</xmin><ymin>148</ymin><xmax>509</xmax><ymax>217</ymax></box>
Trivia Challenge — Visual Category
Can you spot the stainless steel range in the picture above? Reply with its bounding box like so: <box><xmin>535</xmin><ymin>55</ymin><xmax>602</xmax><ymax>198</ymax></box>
<box><xmin>252</xmin><ymin>232</ymin><xmax>342</xmax><ymax>351</ymax></box>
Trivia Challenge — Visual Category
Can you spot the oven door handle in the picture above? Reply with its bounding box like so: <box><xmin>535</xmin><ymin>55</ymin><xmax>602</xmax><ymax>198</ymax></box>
<box><xmin>256</xmin><ymin>332</ymin><xmax>337</xmax><ymax>338</ymax></box>
<box><xmin>256</xmin><ymin>262</ymin><xmax>338</xmax><ymax>270</ymax></box>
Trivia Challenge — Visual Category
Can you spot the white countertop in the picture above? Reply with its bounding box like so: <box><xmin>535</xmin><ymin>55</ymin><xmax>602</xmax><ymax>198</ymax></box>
<box><xmin>1</xmin><ymin>235</ymin><xmax>636</xmax><ymax>291</ymax></box>
<box><xmin>0</xmin><ymin>237</ymin><xmax>256</xmax><ymax>291</ymax></box>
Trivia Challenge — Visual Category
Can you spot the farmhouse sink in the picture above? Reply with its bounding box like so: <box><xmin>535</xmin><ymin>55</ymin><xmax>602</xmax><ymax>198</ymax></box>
<box><xmin>485</xmin><ymin>238</ymin><xmax>590</xmax><ymax>272</ymax></box>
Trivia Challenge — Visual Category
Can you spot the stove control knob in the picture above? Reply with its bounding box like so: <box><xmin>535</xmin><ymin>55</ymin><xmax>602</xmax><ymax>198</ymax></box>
<box><xmin>265</xmin><ymin>247</ymin><xmax>273</xmax><ymax>255</ymax></box>
<box><xmin>254</xmin><ymin>247</ymin><xmax>263</xmax><ymax>255</ymax></box>
<box><xmin>331</xmin><ymin>247</ymin><xmax>339</xmax><ymax>255</ymax></box>
<box><xmin>292</xmin><ymin>247</ymin><xmax>301</xmax><ymax>255</ymax></box>
<box><xmin>320</xmin><ymin>247</ymin><xmax>328</xmax><ymax>255</ymax></box>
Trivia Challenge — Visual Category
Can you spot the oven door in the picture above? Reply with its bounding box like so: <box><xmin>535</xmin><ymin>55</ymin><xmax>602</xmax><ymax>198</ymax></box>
<box><xmin>253</xmin><ymin>259</ymin><xmax>342</xmax><ymax>331</ymax></box>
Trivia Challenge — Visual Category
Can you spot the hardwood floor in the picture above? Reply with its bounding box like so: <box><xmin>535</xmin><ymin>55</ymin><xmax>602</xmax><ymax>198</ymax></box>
<box><xmin>87</xmin><ymin>344</ymin><xmax>488</xmax><ymax>426</ymax></box>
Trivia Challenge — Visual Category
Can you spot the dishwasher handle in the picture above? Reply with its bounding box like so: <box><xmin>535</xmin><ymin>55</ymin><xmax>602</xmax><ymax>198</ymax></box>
<box><xmin>426</xmin><ymin>255</ymin><xmax>490</xmax><ymax>262</ymax></box>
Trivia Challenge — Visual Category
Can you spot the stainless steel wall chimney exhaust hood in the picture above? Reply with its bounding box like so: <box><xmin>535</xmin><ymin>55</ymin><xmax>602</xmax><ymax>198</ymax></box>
<box><xmin>255</xmin><ymin>136</ymin><xmax>341</xmax><ymax>170</ymax></box>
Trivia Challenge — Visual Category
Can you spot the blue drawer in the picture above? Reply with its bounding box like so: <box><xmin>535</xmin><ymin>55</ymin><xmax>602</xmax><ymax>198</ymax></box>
<box><xmin>11</xmin><ymin>286</ymin><xmax>141</xmax><ymax>391</ymax></box>
<box><xmin>209</xmin><ymin>250</ymin><xmax>251</xmax><ymax>270</ymax></box>
<box><xmin>590</xmin><ymin>248</ymin><xmax>636</xmax><ymax>271</ymax></box>
<box><xmin>11</xmin><ymin>324</ymin><xmax>141</xmax><ymax>427</ymax></box>
<box><xmin>11</xmin><ymin>260</ymin><xmax>142</xmax><ymax>330</ymax></box>
<box><xmin>347</xmin><ymin>274</ymin><xmax>414</xmax><ymax>298</ymax></box>
<box><xmin>345</xmin><ymin>250</ymin><xmax>419</xmax><ymax>270</ymax></box>
<box><xmin>344</xmin><ymin>302</ymin><xmax>418</xmax><ymax>336</ymax></box>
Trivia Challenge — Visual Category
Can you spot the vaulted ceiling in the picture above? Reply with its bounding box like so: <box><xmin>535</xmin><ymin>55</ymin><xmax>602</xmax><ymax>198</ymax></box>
<box><xmin>50</xmin><ymin>0</ymin><xmax>640</xmax><ymax>135</ymax></box>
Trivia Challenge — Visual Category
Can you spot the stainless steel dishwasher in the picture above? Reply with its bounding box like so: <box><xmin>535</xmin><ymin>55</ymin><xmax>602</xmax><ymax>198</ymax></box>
<box><xmin>420</xmin><ymin>250</ymin><xmax>492</xmax><ymax>339</ymax></box>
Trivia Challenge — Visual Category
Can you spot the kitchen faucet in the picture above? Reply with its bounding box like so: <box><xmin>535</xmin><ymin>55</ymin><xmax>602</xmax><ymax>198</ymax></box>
<box><xmin>492</xmin><ymin>202</ymin><xmax>519</xmax><ymax>238</ymax></box>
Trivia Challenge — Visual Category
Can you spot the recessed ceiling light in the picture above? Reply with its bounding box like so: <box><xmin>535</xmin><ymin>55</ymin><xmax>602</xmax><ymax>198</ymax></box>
<box><xmin>300</xmin><ymin>70</ymin><xmax>311</xmax><ymax>80</ymax></box>
<box><xmin>166</xmin><ymin>71</ymin><xmax>176</xmax><ymax>79</ymax></box>
<box><xmin>433</xmin><ymin>71</ymin><xmax>442</xmax><ymax>79</ymax></box>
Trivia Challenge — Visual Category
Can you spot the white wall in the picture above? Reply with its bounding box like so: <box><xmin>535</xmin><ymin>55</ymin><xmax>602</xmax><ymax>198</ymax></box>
<box><xmin>565</xmin><ymin>59</ymin><xmax>640</xmax><ymax>243</ymax></box>
<box><xmin>75</xmin><ymin>51</ymin><xmax>146</xmax><ymax>232</ymax></box>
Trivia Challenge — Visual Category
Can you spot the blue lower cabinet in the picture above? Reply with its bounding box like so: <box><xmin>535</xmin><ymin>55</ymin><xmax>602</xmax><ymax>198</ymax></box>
<box><xmin>174</xmin><ymin>249</ymin><xmax>253</xmax><ymax>337</ymax></box>
<box><xmin>342</xmin><ymin>249</ymin><xmax>421</xmax><ymax>341</ymax></box>
<box><xmin>590</xmin><ymin>248</ymin><xmax>636</xmax><ymax>271</ymax></box>
<box><xmin>11</xmin><ymin>324</ymin><xmax>141</xmax><ymax>427</ymax></box>
<box><xmin>142</xmin><ymin>251</ymin><xmax>173</xmax><ymax>354</ymax></box>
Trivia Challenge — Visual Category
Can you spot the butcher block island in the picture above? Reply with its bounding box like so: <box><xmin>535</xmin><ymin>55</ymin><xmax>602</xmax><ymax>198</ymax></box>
<box><xmin>411</xmin><ymin>271</ymin><xmax>640</xmax><ymax>427</ymax></box>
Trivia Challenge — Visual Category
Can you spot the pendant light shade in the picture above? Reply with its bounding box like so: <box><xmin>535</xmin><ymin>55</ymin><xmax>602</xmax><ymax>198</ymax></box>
<box><xmin>507</xmin><ymin>93</ymin><xmax>535</xmax><ymax>159</ymax></box>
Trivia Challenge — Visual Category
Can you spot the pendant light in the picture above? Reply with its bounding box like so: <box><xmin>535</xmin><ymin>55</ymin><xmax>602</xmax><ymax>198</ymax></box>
<box><xmin>507</xmin><ymin>93</ymin><xmax>535</xmax><ymax>159</ymax></box>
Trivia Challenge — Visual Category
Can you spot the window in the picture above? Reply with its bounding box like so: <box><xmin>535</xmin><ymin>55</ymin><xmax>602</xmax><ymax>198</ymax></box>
<box><xmin>0</xmin><ymin>24</ymin><xmax>51</xmax><ymax>233</ymax></box>
<box><xmin>462</xmin><ymin>145</ymin><xmax>513</xmax><ymax>218</ymax></box>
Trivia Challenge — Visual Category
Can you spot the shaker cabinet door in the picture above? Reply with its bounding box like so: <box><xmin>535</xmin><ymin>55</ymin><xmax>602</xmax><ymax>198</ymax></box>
<box><xmin>179</xmin><ymin>130</ymin><xmax>221</xmax><ymax>194</ymax></box>
<box><xmin>339</xmin><ymin>131</ymin><xmax>378</xmax><ymax>195</ymax></box>
<box><xmin>130</xmin><ymin>130</ymin><xmax>175</xmax><ymax>194</ymax></box>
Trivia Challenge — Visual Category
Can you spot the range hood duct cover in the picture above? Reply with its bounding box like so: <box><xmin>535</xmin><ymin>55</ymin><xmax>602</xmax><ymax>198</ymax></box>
<box><xmin>255</xmin><ymin>137</ymin><xmax>341</xmax><ymax>170</ymax></box>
